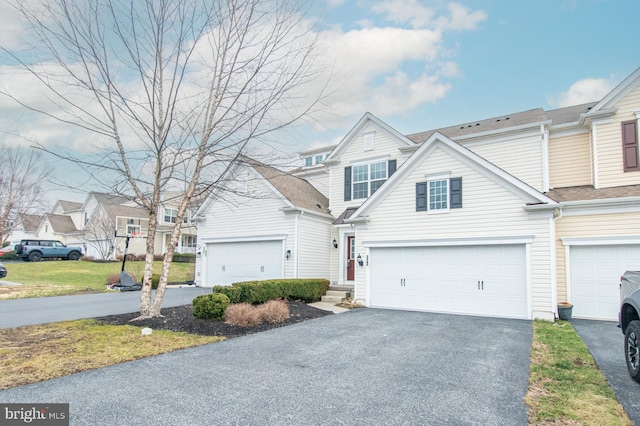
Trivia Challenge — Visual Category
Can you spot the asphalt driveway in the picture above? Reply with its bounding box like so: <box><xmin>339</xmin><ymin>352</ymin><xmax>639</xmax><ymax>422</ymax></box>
<box><xmin>0</xmin><ymin>309</ymin><xmax>532</xmax><ymax>425</ymax></box>
<box><xmin>572</xmin><ymin>319</ymin><xmax>640</xmax><ymax>425</ymax></box>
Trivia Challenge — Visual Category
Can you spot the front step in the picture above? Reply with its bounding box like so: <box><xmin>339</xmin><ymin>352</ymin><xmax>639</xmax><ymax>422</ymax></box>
<box><xmin>321</xmin><ymin>289</ymin><xmax>352</xmax><ymax>304</ymax></box>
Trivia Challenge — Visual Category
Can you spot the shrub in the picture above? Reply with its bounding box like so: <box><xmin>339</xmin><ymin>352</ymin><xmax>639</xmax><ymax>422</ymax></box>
<box><xmin>212</xmin><ymin>285</ymin><xmax>242</xmax><ymax>304</ymax></box>
<box><xmin>192</xmin><ymin>293</ymin><xmax>230</xmax><ymax>320</ymax></box>
<box><xmin>224</xmin><ymin>303</ymin><xmax>262</xmax><ymax>327</ymax></box>
<box><xmin>222</xmin><ymin>279</ymin><xmax>329</xmax><ymax>304</ymax></box>
<box><xmin>0</xmin><ymin>251</ymin><xmax>18</xmax><ymax>261</ymax></box>
<box><xmin>81</xmin><ymin>255</ymin><xmax>96</xmax><ymax>262</ymax></box>
<box><xmin>154</xmin><ymin>254</ymin><xmax>164</xmax><ymax>261</ymax></box>
<box><xmin>257</xmin><ymin>299</ymin><xmax>289</xmax><ymax>324</ymax></box>
<box><xmin>106</xmin><ymin>273</ymin><xmax>120</xmax><ymax>285</ymax></box>
<box><xmin>173</xmin><ymin>253</ymin><xmax>196</xmax><ymax>263</ymax></box>
<box><xmin>135</xmin><ymin>254</ymin><xmax>146</xmax><ymax>261</ymax></box>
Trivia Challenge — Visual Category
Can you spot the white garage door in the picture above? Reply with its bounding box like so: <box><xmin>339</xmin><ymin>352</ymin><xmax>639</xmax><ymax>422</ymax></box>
<box><xmin>206</xmin><ymin>240</ymin><xmax>283</xmax><ymax>286</ymax></box>
<box><xmin>370</xmin><ymin>245</ymin><xmax>527</xmax><ymax>319</ymax></box>
<box><xmin>570</xmin><ymin>245</ymin><xmax>640</xmax><ymax>320</ymax></box>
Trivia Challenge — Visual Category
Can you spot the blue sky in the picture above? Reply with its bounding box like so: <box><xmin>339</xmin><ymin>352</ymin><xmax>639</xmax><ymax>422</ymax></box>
<box><xmin>0</xmin><ymin>0</ymin><xmax>638</xmax><ymax>204</ymax></box>
<box><xmin>303</xmin><ymin>0</ymin><xmax>640</xmax><ymax>144</ymax></box>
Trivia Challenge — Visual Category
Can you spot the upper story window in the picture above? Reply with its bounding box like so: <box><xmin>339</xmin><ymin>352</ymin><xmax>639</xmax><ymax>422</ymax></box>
<box><xmin>344</xmin><ymin>159</ymin><xmax>396</xmax><ymax>202</ymax></box>
<box><xmin>416</xmin><ymin>176</ymin><xmax>463</xmax><ymax>213</ymax></box>
<box><xmin>429</xmin><ymin>179</ymin><xmax>449</xmax><ymax>211</ymax></box>
<box><xmin>164</xmin><ymin>208</ymin><xmax>177</xmax><ymax>224</ymax></box>
<box><xmin>305</xmin><ymin>156</ymin><xmax>312</xmax><ymax>167</ymax></box>
<box><xmin>84</xmin><ymin>212</ymin><xmax>89</xmax><ymax>226</ymax></box>
<box><xmin>315</xmin><ymin>154</ymin><xmax>324</xmax><ymax>164</ymax></box>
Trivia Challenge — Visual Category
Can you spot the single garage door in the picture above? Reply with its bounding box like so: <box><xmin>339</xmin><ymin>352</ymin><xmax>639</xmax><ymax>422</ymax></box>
<box><xmin>370</xmin><ymin>245</ymin><xmax>527</xmax><ymax>319</ymax></box>
<box><xmin>206</xmin><ymin>240</ymin><xmax>283</xmax><ymax>286</ymax></box>
<box><xmin>570</xmin><ymin>245</ymin><xmax>640</xmax><ymax>320</ymax></box>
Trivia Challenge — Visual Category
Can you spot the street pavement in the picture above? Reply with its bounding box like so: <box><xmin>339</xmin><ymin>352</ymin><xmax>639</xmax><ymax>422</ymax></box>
<box><xmin>0</xmin><ymin>287</ymin><xmax>210</xmax><ymax>328</ymax></box>
<box><xmin>0</xmin><ymin>309</ymin><xmax>533</xmax><ymax>425</ymax></box>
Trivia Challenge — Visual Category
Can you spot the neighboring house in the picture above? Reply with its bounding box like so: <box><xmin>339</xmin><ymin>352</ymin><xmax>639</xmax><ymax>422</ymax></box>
<box><xmin>194</xmin><ymin>66</ymin><xmax>640</xmax><ymax>322</ymax></box>
<box><xmin>5</xmin><ymin>213</ymin><xmax>43</xmax><ymax>245</ymax></box>
<box><xmin>9</xmin><ymin>191</ymin><xmax>199</xmax><ymax>260</ymax></box>
<box><xmin>157</xmin><ymin>191</ymin><xmax>199</xmax><ymax>255</ymax></box>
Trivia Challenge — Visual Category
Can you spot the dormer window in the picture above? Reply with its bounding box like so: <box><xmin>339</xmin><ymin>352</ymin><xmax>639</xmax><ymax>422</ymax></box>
<box><xmin>305</xmin><ymin>157</ymin><xmax>312</xmax><ymax>167</ymax></box>
<box><xmin>315</xmin><ymin>155</ymin><xmax>324</xmax><ymax>164</ymax></box>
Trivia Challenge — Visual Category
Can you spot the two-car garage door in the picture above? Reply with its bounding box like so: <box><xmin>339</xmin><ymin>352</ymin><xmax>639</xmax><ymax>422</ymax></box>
<box><xmin>206</xmin><ymin>240</ymin><xmax>283</xmax><ymax>286</ymax></box>
<box><xmin>370</xmin><ymin>245</ymin><xmax>528</xmax><ymax>319</ymax></box>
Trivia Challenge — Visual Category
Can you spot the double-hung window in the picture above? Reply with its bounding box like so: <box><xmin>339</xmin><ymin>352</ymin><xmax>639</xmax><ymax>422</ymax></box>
<box><xmin>352</xmin><ymin>160</ymin><xmax>387</xmax><ymax>199</ymax></box>
<box><xmin>164</xmin><ymin>208</ymin><xmax>177</xmax><ymax>224</ymax></box>
<box><xmin>416</xmin><ymin>175</ymin><xmax>462</xmax><ymax>212</ymax></box>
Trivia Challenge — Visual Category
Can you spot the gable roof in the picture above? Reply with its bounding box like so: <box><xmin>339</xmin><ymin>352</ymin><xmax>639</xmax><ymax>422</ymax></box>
<box><xmin>44</xmin><ymin>214</ymin><xmax>78</xmax><ymax>233</ymax></box>
<box><xmin>19</xmin><ymin>213</ymin><xmax>43</xmax><ymax>233</ymax></box>
<box><xmin>248</xmin><ymin>159</ymin><xmax>330</xmax><ymax>214</ymax></box>
<box><xmin>91</xmin><ymin>192</ymin><xmax>132</xmax><ymax>205</ymax></box>
<box><xmin>325</xmin><ymin>112</ymin><xmax>416</xmax><ymax>163</ymax></box>
<box><xmin>55</xmin><ymin>200</ymin><xmax>83</xmax><ymax>213</ymax></box>
<box><xmin>546</xmin><ymin>184</ymin><xmax>640</xmax><ymax>203</ymax></box>
<box><xmin>348</xmin><ymin>132</ymin><xmax>558</xmax><ymax>222</ymax></box>
<box><xmin>591</xmin><ymin>66</ymin><xmax>640</xmax><ymax>112</ymax></box>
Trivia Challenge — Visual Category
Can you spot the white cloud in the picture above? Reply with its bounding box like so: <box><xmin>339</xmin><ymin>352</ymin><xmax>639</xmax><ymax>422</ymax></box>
<box><xmin>371</xmin><ymin>0</ymin><xmax>486</xmax><ymax>31</ymax></box>
<box><xmin>548</xmin><ymin>77</ymin><xmax>615</xmax><ymax>107</ymax></box>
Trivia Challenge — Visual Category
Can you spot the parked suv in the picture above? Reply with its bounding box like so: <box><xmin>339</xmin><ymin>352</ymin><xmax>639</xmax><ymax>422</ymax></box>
<box><xmin>619</xmin><ymin>271</ymin><xmax>640</xmax><ymax>383</ymax></box>
<box><xmin>14</xmin><ymin>240</ymin><xmax>83</xmax><ymax>262</ymax></box>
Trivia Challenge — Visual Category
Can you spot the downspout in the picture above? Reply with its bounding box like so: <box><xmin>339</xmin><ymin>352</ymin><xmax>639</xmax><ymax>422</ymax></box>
<box><xmin>541</xmin><ymin>124</ymin><xmax>550</xmax><ymax>192</ymax></box>
<box><xmin>551</xmin><ymin>208</ymin><xmax>563</xmax><ymax>319</ymax></box>
<box><xmin>592</xmin><ymin>124</ymin><xmax>599</xmax><ymax>189</ymax></box>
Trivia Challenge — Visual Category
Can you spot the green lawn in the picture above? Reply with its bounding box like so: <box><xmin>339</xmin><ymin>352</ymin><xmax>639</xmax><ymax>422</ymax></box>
<box><xmin>0</xmin><ymin>260</ymin><xmax>195</xmax><ymax>299</ymax></box>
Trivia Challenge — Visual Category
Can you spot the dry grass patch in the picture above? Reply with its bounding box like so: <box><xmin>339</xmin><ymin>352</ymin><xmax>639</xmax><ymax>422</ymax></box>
<box><xmin>526</xmin><ymin>320</ymin><xmax>632</xmax><ymax>425</ymax></box>
<box><xmin>0</xmin><ymin>320</ymin><xmax>222</xmax><ymax>390</ymax></box>
<box><xmin>225</xmin><ymin>303</ymin><xmax>262</xmax><ymax>327</ymax></box>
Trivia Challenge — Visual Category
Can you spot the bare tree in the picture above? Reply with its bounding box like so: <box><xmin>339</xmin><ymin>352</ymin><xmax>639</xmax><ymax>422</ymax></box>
<box><xmin>1</xmin><ymin>0</ymin><xmax>325</xmax><ymax>318</ymax></box>
<box><xmin>0</xmin><ymin>149</ymin><xmax>50</xmax><ymax>245</ymax></box>
<box><xmin>84</xmin><ymin>208</ymin><xmax>117</xmax><ymax>260</ymax></box>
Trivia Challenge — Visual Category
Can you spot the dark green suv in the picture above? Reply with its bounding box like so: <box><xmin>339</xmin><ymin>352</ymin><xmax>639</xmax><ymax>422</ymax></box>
<box><xmin>14</xmin><ymin>239</ymin><xmax>83</xmax><ymax>262</ymax></box>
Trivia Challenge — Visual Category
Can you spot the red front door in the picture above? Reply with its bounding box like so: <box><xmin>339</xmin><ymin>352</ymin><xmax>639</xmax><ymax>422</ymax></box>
<box><xmin>347</xmin><ymin>236</ymin><xmax>355</xmax><ymax>281</ymax></box>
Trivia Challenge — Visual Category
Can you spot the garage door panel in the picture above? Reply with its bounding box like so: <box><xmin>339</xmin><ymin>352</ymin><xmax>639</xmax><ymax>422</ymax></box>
<box><xmin>570</xmin><ymin>245</ymin><xmax>640</xmax><ymax>320</ymax></box>
<box><xmin>370</xmin><ymin>245</ymin><xmax>527</xmax><ymax>319</ymax></box>
<box><xmin>206</xmin><ymin>240</ymin><xmax>283</xmax><ymax>286</ymax></box>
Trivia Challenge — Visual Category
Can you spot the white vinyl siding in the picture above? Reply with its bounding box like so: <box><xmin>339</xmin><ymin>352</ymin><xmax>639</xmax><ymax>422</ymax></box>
<box><xmin>596</xmin><ymin>84</ymin><xmax>640</xmax><ymax>188</ymax></box>
<box><xmin>548</xmin><ymin>132</ymin><xmax>592</xmax><ymax>188</ymax></box>
<box><xmin>297</xmin><ymin>214</ymin><xmax>332</xmax><ymax>278</ymax></box>
<box><xmin>465</xmin><ymin>133</ymin><xmax>544</xmax><ymax>191</ymax></box>
<box><xmin>329</xmin><ymin>122</ymin><xmax>412</xmax><ymax>218</ymax></box>
<box><xmin>354</xmin><ymin>146</ymin><xmax>553</xmax><ymax>319</ymax></box>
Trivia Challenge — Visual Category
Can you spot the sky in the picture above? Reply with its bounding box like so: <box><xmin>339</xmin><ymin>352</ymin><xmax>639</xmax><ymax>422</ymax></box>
<box><xmin>0</xmin><ymin>0</ymin><xmax>639</xmax><ymax>205</ymax></box>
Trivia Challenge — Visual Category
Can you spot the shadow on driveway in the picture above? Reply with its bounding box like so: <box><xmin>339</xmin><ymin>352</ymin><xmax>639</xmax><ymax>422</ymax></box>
<box><xmin>572</xmin><ymin>319</ymin><xmax>640</xmax><ymax>424</ymax></box>
<box><xmin>0</xmin><ymin>309</ymin><xmax>532</xmax><ymax>425</ymax></box>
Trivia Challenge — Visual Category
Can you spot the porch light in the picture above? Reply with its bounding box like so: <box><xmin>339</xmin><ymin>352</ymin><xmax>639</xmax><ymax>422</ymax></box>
<box><xmin>332</xmin><ymin>239</ymin><xmax>338</xmax><ymax>248</ymax></box>
<box><xmin>286</xmin><ymin>249</ymin><xmax>291</xmax><ymax>260</ymax></box>
<box><xmin>357</xmin><ymin>254</ymin><xmax>363</xmax><ymax>267</ymax></box>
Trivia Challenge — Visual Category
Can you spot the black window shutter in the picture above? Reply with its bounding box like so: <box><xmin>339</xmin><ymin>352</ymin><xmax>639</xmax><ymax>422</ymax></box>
<box><xmin>450</xmin><ymin>177</ymin><xmax>462</xmax><ymax>208</ymax></box>
<box><xmin>344</xmin><ymin>166</ymin><xmax>352</xmax><ymax>201</ymax></box>
<box><xmin>416</xmin><ymin>182</ymin><xmax>427</xmax><ymax>211</ymax></box>
<box><xmin>622</xmin><ymin>120</ymin><xmax>639</xmax><ymax>172</ymax></box>
<box><xmin>388</xmin><ymin>159</ymin><xmax>397</xmax><ymax>176</ymax></box>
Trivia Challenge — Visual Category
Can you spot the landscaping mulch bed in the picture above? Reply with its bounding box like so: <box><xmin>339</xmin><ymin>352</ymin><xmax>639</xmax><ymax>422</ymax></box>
<box><xmin>94</xmin><ymin>301</ymin><xmax>333</xmax><ymax>338</ymax></box>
